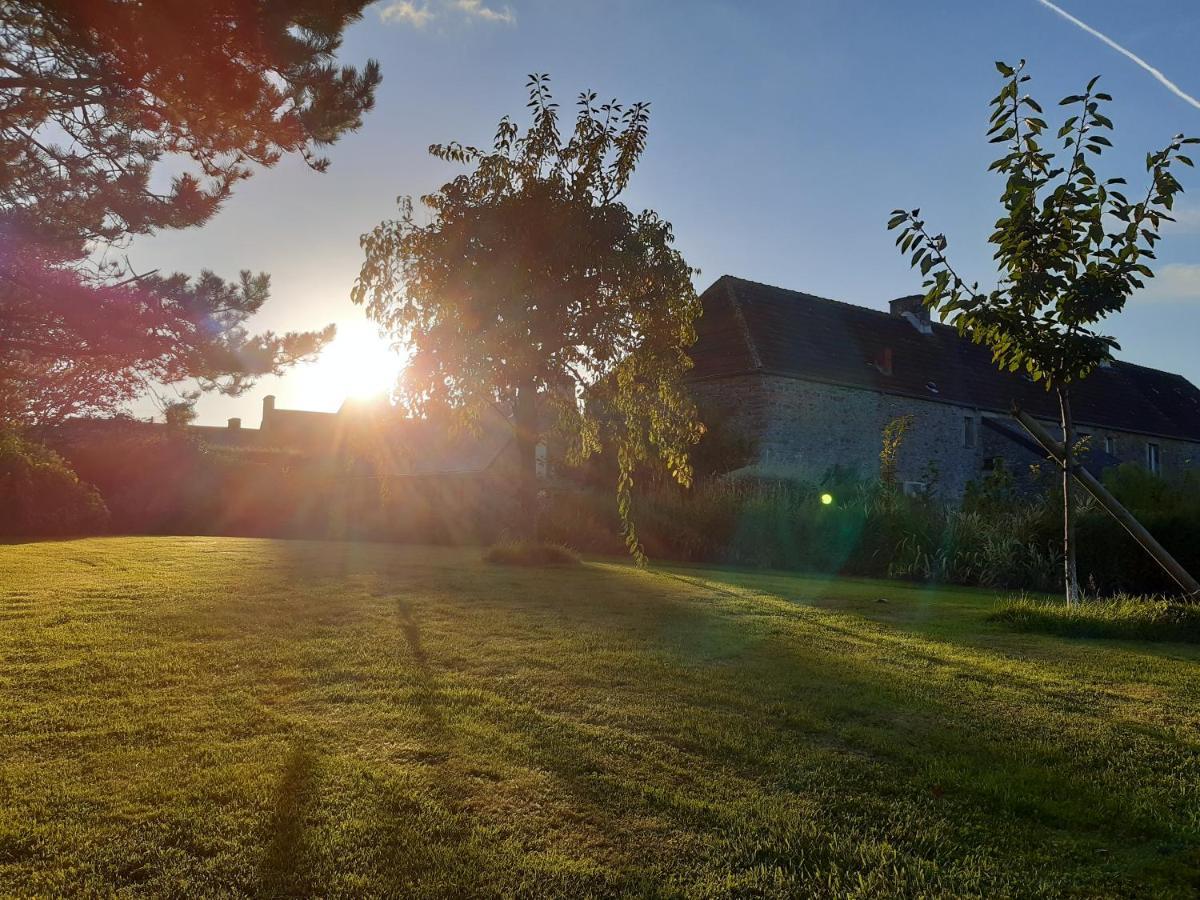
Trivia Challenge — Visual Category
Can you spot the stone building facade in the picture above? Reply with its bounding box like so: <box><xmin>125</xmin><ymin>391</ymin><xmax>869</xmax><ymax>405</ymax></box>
<box><xmin>688</xmin><ymin>276</ymin><xmax>1200</xmax><ymax>499</ymax></box>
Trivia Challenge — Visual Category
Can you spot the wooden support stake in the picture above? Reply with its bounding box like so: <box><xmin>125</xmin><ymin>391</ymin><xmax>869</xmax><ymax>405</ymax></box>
<box><xmin>1012</xmin><ymin>405</ymin><xmax>1200</xmax><ymax>598</ymax></box>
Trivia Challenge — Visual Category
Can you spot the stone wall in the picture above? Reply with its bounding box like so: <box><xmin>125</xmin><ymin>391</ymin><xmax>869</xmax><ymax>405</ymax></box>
<box><xmin>691</xmin><ymin>373</ymin><xmax>984</xmax><ymax>498</ymax></box>
<box><xmin>979</xmin><ymin>415</ymin><xmax>1200</xmax><ymax>483</ymax></box>
<box><xmin>691</xmin><ymin>372</ymin><xmax>1200</xmax><ymax>501</ymax></box>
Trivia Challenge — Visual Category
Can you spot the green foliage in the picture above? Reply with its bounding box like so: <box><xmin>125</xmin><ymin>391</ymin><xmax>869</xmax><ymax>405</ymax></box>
<box><xmin>0</xmin><ymin>428</ymin><xmax>107</xmax><ymax>535</ymax></box>
<box><xmin>878</xmin><ymin>414</ymin><xmax>913</xmax><ymax>488</ymax></box>
<box><xmin>51</xmin><ymin>424</ymin><xmax>515</xmax><ymax>544</ymax></box>
<box><xmin>889</xmin><ymin>60</ymin><xmax>1195</xmax><ymax>388</ymax></box>
<box><xmin>1</xmin><ymin>2</ymin><xmax>378</xmax><ymax>424</ymax></box>
<box><xmin>687</xmin><ymin>404</ymin><xmax>758</xmax><ymax>480</ymax></box>
<box><xmin>483</xmin><ymin>540</ymin><xmax>581</xmax><ymax>567</ymax></box>
<box><xmin>354</xmin><ymin>75</ymin><xmax>702</xmax><ymax>564</ymax></box>
<box><xmin>991</xmin><ymin>595</ymin><xmax>1200</xmax><ymax>643</ymax></box>
<box><xmin>539</xmin><ymin>466</ymin><xmax>1200</xmax><ymax>595</ymax></box>
<box><xmin>540</xmin><ymin>476</ymin><xmax>1062</xmax><ymax>589</ymax></box>
<box><xmin>1102</xmin><ymin>463</ymin><xmax>1200</xmax><ymax>516</ymax></box>
<box><xmin>887</xmin><ymin>59</ymin><xmax>1196</xmax><ymax>605</ymax></box>
<box><xmin>1</xmin><ymin>1</ymin><xmax>381</xmax><ymax>247</ymax></box>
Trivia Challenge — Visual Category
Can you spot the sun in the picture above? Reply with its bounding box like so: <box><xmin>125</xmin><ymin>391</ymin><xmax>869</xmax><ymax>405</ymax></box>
<box><xmin>302</xmin><ymin>320</ymin><xmax>405</xmax><ymax>409</ymax></box>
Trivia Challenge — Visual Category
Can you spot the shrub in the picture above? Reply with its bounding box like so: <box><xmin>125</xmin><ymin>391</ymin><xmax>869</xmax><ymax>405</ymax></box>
<box><xmin>542</xmin><ymin>476</ymin><xmax>1063</xmax><ymax>588</ymax></box>
<box><xmin>483</xmin><ymin>541</ymin><xmax>581</xmax><ymax>567</ymax></box>
<box><xmin>0</xmin><ymin>429</ymin><xmax>108</xmax><ymax>536</ymax></box>
<box><xmin>541</xmin><ymin>464</ymin><xmax>1196</xmax><ymax>595</ymax></box>
<box><xmin>989</xmin><ymin>595</ymin><xmax>1200</xmax><ymax>643</ymax></box>
<box><xmin>1103</xmin><ymin>464</ymin><xmax>1200</xmax><ymax>517</ymax></box>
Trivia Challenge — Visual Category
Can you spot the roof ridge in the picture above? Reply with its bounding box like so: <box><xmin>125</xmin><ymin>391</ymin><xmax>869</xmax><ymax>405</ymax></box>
<box><xmin>1109</xmin><ymin>358</ymin><xmax>1187</xmax><ymax>379</ymax></box>
<box><xmin>722</xmin><ymin>277</ymin><xmax>763</xmax><ymax>370</ymax></box>
<box><xmin>719</xmin><ymin>274</ymin><xmax>1196</xmax><ymax>382</ymax></box>
<box><xmin>696</xmin><ymin>276</ymin><xmax>1200</xmax><ymax>440</ymax></box>
<box><xmin>720</xmin><ymin>273</ymin><xmax>958</xmax><ymax>334</ymax></box>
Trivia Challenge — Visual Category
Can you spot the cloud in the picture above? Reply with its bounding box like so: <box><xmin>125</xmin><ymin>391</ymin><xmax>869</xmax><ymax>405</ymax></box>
<box><xmin>377</xmin><ymin>0</ymin><xmax>514</xmax><ymax>27</ymax></box>
<box><xmin>379</xmin><ymin>1</ymin><xmax>434</xmax><ymax>27</ymax></box>
<box><xmin>451</xmin><ymin>0</ymin><xmax>515</xmax><ymax>23</ymax></box>
<box><xmin>1170</xmin><ymin>206</ymin><xmax>1200</xmax><ymax>233</ymax></box>
<box><xmin>1034</xmin><ymin>1</ymin><xmax>1200</xmax><ymax>110</ymax></box>
<box><xmin>1137</xmin><ymin>263</ymin><xmax>1200</xmax><ymax>302</ymax></box>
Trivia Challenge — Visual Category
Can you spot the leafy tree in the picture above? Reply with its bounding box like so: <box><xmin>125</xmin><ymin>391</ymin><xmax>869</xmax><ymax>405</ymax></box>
<box><xmin>1</xmin><ymin>1</ymin><xmax>381</xmax><ymax>425</ymax></box>
<box><xmin>354</xmin><ymin>75</ymin><xmax>702</xmax><ymax>561</ymax></box>
<box><xmin>0</xmin><ymin>426</ymin><xmax>108</xmax><ymax>535</ymax></box>
<box><xmin>889</xmin><ymin>59</ymin><xmax>1196</xmax><ymax>604</ymax></box>
<box><xmin>879</xmin><ymin>414</ymin><xmax>914</xmax><ymax>489</ymax></box>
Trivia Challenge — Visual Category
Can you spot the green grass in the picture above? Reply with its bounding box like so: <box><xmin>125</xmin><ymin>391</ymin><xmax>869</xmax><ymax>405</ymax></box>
<box><xmin>482</xmin><ymin>540</ymin><xmax>581</xmax><ymax>567</ymax></box>
<box><xmin>992</xmin><ymin>595</ymin><xmax>1200</xmax><ymax>643</ymax></box>
<box><xmin>2</xmin><ymin>538</ymin><xmax>1199</xmax><ymax>897</ymax></box>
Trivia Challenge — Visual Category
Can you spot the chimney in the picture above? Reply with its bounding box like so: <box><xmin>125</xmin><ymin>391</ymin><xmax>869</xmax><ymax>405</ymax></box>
<box><xmin>261</xmin><ymin>395</ymin><xmax>275</xmax><ymax>429</ymax></box>
<box><xmin>890</xmin><ymin>295</ymin><xmax>932</xmax><ymax>335</ymax></box>
<box><xmin>227</xmin><ymin>417</ymin><xmax>241</xmax><ymax>430</ymax></box>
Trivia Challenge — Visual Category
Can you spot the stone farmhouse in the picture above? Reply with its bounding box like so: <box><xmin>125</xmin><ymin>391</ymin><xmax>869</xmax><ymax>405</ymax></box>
<box><xmin>687</xmin><ymin>275</ymin><xmax>1200</xmax><ymax>498</ymax></box>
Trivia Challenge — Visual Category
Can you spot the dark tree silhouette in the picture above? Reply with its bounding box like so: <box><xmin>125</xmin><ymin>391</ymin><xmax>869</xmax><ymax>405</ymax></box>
<box><xmin>1</xmin><ymin>1</ymin><xmax>381</xmax><ymax>424</ymax></box>
<box><xmin>355</xmin><ymin>76</ymin><xmax>702</xmax><ymax>561</ymax></box>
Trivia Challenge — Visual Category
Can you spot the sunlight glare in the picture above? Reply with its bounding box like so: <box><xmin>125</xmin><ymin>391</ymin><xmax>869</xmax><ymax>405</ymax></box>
<box><xmin>303</xmin><ymin>320</ymin><xmax>405</xmax><ymax>409</ymax></box>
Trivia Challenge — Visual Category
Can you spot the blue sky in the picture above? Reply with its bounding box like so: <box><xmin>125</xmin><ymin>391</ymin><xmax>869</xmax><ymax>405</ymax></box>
<box><xmin>130</xmin><ymin>0</ymin><xmax>1200</xmax><ymax>425</ymax></box>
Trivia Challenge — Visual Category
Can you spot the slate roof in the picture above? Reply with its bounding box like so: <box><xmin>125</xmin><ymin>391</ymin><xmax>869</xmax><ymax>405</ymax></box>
<box><xmin>331</xmin><ymin>398</ymin><xmax>515</xmax><ymax>476</ymax></box>
<box><xmin>259</xmin><ymin>407</ymin><xmax>339</xmax><ymax>451</ymax></box>
<box><xmin>691</xmin><ymin>275</ymin><xmax>1200</xmax><ymax>442</ymax></box>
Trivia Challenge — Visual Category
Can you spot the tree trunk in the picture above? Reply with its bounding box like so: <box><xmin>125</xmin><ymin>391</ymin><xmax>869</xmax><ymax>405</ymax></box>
<box><xmin>512</xmin><ymin>380</ymin><xmax>540</xmax><ymax>541</ymax></box>
<box><xmin>1058</xmin><ymin>387</ymin><xmax>1081</xmax><ymax>606</ymax></box>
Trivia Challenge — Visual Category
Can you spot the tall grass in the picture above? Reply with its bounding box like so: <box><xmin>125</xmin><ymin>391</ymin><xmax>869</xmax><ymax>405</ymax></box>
<box><xmin>483</xmin><ymin>541</ymin><xmax>581</xmax><ymax>567</ymax></box>
<box><xmin>541</xmin><ymin>476</ymin><xmax>1061</xmax><ymax>587</ymax></box>
<box><xmin>542</xmin><ymin>463</ymin><xmax>1200</xmax><ymax>595</ymax></box>
<box><xmin>990</xmin><ymin>595</ymin><xmax>1200</xmax><ymax>643</ymax></box>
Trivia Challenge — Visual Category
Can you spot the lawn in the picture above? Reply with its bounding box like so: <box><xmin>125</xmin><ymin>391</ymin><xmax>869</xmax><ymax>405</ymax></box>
<box><xmin>1</xmin><ymin>538</ymin><xmax>1198</xmax><ymax>897</ymax></box>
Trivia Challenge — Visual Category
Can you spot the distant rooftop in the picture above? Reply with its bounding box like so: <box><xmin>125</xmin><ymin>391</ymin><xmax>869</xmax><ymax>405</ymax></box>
<box><xmin>691</xmin><ymin>275</ymin><xmax>1200</xmax><ymax>442</ymax></box>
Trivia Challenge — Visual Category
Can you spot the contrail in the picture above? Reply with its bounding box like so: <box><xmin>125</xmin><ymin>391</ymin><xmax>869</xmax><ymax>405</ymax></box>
<box><xmin>1035</xmin><ymin>0</ymin><xmax>1200</xmax><ymax>110</ymax></box>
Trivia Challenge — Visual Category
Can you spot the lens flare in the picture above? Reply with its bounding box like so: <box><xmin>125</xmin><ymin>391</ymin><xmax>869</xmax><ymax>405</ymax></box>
<box><xmin>820</xmin><ymin>493</ymin><xmax>834</xmax><ymax>506</ymax></box>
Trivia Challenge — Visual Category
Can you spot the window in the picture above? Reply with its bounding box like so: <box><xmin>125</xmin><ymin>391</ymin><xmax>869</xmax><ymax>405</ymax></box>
<box><xmin>901</xmin><ymin>481</ymin><xmax>927</xmax><ymax>498</ymax></box>
<box><xmin>535</xmin><ymin>443</ymin><xmax>548</xmax><ymax>480</ymax></box>
<box><xmin>1146</xmin><ymin>442</ymin><xmax>1161</xmax><ymax>475</ymax></box>
<box><xmin>963</xmin><ymin>415</ymin><xmax>977</xmax><ymax>449</ymax></box>
<box><xmin>1104</xmin><ymin>436</ymin><xmax>1116</xmax><ymax>456</ymax></box>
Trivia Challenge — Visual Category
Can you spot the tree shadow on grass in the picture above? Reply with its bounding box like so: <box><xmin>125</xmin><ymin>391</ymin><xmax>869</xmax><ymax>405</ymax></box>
<box><xmin>219</xmin><ymin>544</ymin><xmax>1196</xmax><ymax>893</ymax></box>
<box><xmin>453</xmin><ymin>561</ymin><xmax>1200</xmax><ymax>895</ymax></box>
<box><xmin>395</xmin><ymin>596</ymin><xmax>451</xmax><ymax>743</ymax></box>
<box><xmin>257</xmin><ymin>745</ymin><xmax>319</xmax><ymax>897</ymax></box>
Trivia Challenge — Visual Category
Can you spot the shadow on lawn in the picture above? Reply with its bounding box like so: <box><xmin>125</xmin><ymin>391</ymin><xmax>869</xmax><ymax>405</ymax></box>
<box><xmin>229</xmin><ymin>543</ymin><xmax>1196</xmax><ymax>892</ymax></box>
<box><xmin>395</xmin><ymin>596</ymin><xmax>451</xmax><ymax>741</ymax></box>
<box><xmin>484</xmin><ymin>563</ymin><xmax>1198</xmax><ymax>887</ymax></box>
<box><xmin>257</xmin><ymin>745</ymin><xmax>319</xmax><ymax>896</ymax></box>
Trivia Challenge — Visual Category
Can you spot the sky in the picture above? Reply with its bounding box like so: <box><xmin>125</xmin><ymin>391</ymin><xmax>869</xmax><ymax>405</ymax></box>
<box><xmin>128</xmin><ymin>0</ymin><xmax>1200</xmax><ymax>426</ymax></box>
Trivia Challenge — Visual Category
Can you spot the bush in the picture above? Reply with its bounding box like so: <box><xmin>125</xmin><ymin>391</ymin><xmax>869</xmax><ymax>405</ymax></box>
<box><xmin>0</xmin><ymin>429</ymin><xmax>108</xmax><ymax>536</ymax></box>
<box><xmin>1103</xmin><ymin>464</ymin><xmax>1200</xmax><ymax>517</ymax></box>
<box><xmin>483</xmin><ymin>541</ymin><xmax>581</xmax><ymax>567</ymax></box>
<box><xmin>989</xmin><ymin>595</ymin><xmax>1200</xmax><ymax>643</ymax></box>
<box><xmin>49</xmin><ymin>424</ymin><xmax>518</xmax><ymax>544</ymax></box>
<box><xmin>541</xmin><ymin>476</ymin><xmax>1062</xmax><ymax>588</ymax></box>
<box><xmin>541</xmin><ymin>461</ymin><xmax>1200</xmax><ymax>595</ymax></box>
